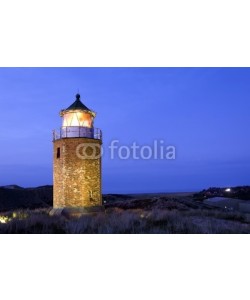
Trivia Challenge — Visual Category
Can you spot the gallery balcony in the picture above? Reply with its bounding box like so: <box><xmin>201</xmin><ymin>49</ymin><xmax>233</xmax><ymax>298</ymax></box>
<box><xmin>53</xmin><ymin>126</ymin><xmax>102</xmax><ymax>141</ymax></box>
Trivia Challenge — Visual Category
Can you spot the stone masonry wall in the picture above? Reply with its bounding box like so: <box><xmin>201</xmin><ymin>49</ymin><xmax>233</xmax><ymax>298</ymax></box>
<box><xmin>53</xmin><ymin>138</ymin><xmax>102</xmax><ymax>208</ymax></box>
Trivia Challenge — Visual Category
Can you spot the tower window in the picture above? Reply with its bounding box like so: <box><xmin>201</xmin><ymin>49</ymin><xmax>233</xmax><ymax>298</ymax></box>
<box><xmin>57</xmin><ymin>147</ymin><xmax>61</xmax><ymax>159</ymax></box>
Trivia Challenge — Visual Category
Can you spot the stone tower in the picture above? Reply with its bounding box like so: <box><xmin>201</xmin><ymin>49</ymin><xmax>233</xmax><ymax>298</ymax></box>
<box><xmin>53</xmin><ymin>94</ymin><xmax>102</xmax><ymax>212</ymax></box>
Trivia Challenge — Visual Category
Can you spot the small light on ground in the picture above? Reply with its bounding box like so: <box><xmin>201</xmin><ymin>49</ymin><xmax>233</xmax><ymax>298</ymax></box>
<box><xmin>0</xmin><ymin>216</ymin><xmax>9</xmax><ymax>224</ymax></box>
<box><xmin>225</xmin><ymin>188</ymin><xmax>231</xmax><ymax>192</ymax></box>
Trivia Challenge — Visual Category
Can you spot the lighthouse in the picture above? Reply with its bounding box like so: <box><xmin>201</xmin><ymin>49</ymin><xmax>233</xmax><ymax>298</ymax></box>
<box><xmin>53</xmin><ymin>94</ymin><xmax>102</xmax><ymax>213</ymax></box>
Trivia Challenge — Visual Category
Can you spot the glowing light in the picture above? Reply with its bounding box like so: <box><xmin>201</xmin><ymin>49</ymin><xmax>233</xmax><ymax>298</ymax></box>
<box><xmin>0</xmin><ymin>216</ymin><xmax>9</xmax><ymax>224</ymax></box>
<box><xmin>225</xmin><ymin>188</ymin><xmax>231</xmax><ymax>192</ymax></box>
<box><xmin>62</xmin><ymin>112</ymin><xmax>93</xmax><ymax>128</ymax></box>
<box><xmin>0</xmin><ymin>212</ymin><xmax>28</xmax><ymax>224</ymax></box>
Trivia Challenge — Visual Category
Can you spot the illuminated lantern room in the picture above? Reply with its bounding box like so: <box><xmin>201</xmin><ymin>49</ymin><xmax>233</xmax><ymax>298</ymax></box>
<box><xmin>56</xmin><ymin>94</ymin><xmax>101</xmax><ymax>139</ymax></box>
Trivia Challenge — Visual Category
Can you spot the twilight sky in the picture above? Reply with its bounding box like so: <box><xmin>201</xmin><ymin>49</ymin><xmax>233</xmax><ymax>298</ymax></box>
<box><xmin>0</xmin><ymin>68</ymin><xmax>250</xmax><ymax>193</ymax></box>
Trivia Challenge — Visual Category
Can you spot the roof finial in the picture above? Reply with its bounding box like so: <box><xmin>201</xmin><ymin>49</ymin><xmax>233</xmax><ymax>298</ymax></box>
<box><xmin>76</xmin><ymin>93</ymin><xmax>80</xmax><ymax>100</ymax></box>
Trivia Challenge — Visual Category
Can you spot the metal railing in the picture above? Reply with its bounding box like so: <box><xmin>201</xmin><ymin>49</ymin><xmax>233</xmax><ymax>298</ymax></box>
<box><xmin>53</xmin><ymin>126</ymin><xmax>102</xmax><ymax>141</ymax></box>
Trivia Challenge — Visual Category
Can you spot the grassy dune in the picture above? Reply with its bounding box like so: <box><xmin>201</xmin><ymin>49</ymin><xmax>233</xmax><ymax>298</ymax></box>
<box><xmin>0</xmin><ymin>195</ymin><xmax>249</xmax><ymax>234</ymax></box>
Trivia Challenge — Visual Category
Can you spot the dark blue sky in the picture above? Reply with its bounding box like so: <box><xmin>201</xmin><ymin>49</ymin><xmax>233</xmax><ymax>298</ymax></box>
<box><xmin>0</xmin><ymin>68</ymin><xmax>250</xmax><ymax>193</ymax></box>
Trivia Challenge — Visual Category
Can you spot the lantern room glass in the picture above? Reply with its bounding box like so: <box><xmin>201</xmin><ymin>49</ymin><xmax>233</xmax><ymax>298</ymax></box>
<box><xmin>60</xmin><ymin>111</ymin><xmax>95</xmax><ymax>138</ymax></box>
<box><xmin>62</xmin><ymin>111</ymin><xmax>93</xmax><ymax>128</ymax></box>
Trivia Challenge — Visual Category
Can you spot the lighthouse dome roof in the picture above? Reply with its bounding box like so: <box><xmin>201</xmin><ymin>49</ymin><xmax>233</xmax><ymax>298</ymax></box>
<box><xmin>61</xmin><ymin>94</ymin><xmax>96</xmax><ymax>117</ymax></box>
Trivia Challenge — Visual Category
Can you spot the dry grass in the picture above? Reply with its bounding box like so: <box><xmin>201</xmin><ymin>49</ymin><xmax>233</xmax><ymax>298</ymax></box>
<box><xmin>0</xmin><ymin>207</ymin><xmax>249</xmax><ymax>234</ymax></box>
